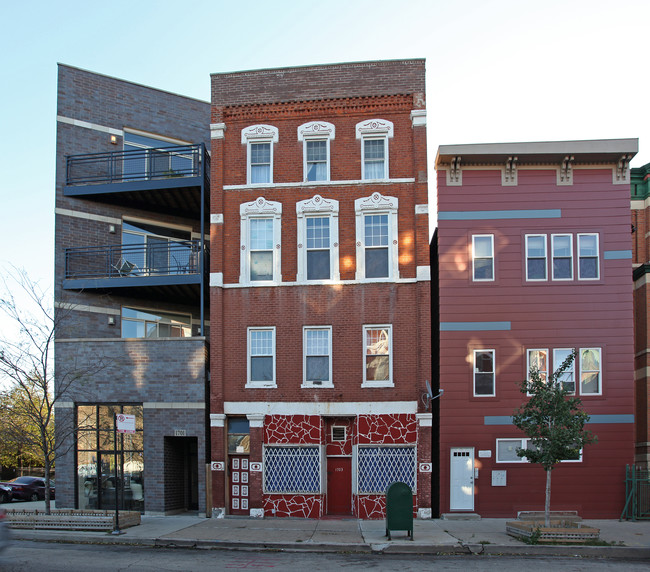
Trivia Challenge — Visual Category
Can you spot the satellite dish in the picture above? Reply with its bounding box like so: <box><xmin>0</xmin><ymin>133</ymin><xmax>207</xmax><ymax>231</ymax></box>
<box><xmin>425</xmin><ymin>380</ymin><xmax>434</xmax><ymax>399</ymax></box>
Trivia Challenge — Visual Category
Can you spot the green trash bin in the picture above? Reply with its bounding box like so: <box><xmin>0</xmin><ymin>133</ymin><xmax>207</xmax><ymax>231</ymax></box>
<box><xmin>385</xmin><ymin>481</ymin><xmax>414</xmax><ymax>540</ymax></box>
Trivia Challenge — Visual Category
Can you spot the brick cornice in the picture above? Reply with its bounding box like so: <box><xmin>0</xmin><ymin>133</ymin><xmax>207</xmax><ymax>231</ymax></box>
<box><xmin>221</xmin><ymin>94</ymin><xmax>413</xmax><ymax>122</ymax></box>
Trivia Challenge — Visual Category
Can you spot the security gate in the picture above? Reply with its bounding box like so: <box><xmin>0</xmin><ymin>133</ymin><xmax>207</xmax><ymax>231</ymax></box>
<box><xmin>621</xmin><ymin>465</ymin><xmax>650</xmax><ymax>521</ymax></box>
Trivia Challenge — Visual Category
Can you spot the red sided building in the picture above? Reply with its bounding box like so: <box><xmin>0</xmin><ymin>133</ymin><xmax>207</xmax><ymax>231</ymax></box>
<box><xmin>208</xmin><ymin>60</ymin><xmax>432</xmax><ymax>518</ymax></box>
<box><xmin>435</xmin><ymin>140</ymin><xmax>638</xmax><ymax>518</ymax></box>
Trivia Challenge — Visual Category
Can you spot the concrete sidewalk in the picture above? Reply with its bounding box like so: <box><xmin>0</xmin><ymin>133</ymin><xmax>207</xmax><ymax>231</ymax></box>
<box><xmin>9</xmin><ymin>511</ymin><xmax>650</xmax><ymax>559</ymax></box>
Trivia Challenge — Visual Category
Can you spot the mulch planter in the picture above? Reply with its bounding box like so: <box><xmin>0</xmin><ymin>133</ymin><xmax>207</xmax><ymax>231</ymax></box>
<box><xmin>506</xmin><ymin>516</ymin><xmax>600</xmax><ymax>544</ymax></box>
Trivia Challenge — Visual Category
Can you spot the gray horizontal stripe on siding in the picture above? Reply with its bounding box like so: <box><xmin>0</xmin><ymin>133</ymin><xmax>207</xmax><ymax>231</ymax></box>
<box><xmin>438</xmin><ymin>209</ymin><xmax>561</xmax><ymax>221</ymax></box>
<box><xmin>603</xmin><ymin>250</ymin><xmax>632</xmax><ymax>260</ymax></box>
<box><xmin>485</xmin><ymin>414</ymin><xmax>634</xmax><ymax>426</ymax></box>
<box><xmin>441</xmin><ymin>321</ymin><xmax>511</xmax><ymax>331</ymax></box>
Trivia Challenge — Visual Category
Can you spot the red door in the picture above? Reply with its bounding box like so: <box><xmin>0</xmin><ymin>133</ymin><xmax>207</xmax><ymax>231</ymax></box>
<box><xmin>327</xmin><ymin>457</ymin><xmax>352</xmax><ymax>515</ymax></box>
<box><xmin>229</xmin><ymin>456</ymin><xmax>250</xmax><ymax>515</ymax></box>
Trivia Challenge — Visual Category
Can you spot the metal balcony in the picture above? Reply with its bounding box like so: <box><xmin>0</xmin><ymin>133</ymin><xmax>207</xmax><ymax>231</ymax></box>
<box><xmin>63</xmin><ymin>240</ymin><xmax>208</xmax><ymax>303</ymax></box>
<box><xmin>64</xmin><ymin>144</ymin><xmax>210</xmax><ymax>219</ymax></box>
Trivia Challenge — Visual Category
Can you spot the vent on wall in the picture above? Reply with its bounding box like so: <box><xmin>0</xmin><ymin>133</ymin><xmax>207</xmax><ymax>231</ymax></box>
<box><xmin>332</xmin><ymin>426</ymin><xmax>346</xmax><ymax>442</ymax></box>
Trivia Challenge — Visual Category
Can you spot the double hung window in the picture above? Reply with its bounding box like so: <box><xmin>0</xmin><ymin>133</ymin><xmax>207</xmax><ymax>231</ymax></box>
<box><xmin>525</xmin><ymin>235</ymin><xmax>547</xmax><ymax>280</ymax></box>
<box><xmin>578</xmin><ymin>234</ymin><xmax>600</xmax><ymax>280</ymax></box>
<box><xmin>551</xmin><ymin>234</ymin><xmax>573</xmax><ymax>280</ymax></box>
<box><xmin>473</xmin><ymin>349</ymin><xmax>495</xmax><ymax>396</ymax></box>
<box><xmin>248</xmin><ymin>327</ymin><xmax>276</xmax><ymax>387</ymax></box>
<box><xmin>553</xmin><ymin>348</ymin><xmax>575</xmax><ymax>393</ymax></box>
<box><xmin>579</xmin><ymin>348</ymin><xmax>601</xmax><ymax>394</ymax></box>
<box><xmin>303</xmin><ymin>327</ymin><xmax>332</xmax><ymax>387</ymax></box>
<box><xmin>527</xmin><ymin>349</ymin><xmax>548</xmax><ymax>382</ymax></box>
<box><xmin>355</xmin><ymin>193</ymin><xmax>399</xmax><ymax>281</ymax></box>
<box><xmin>356</xmin><ymin>119</ymin><xmax>393</xmax><ymax>181</ymax></box>
<box><xmin>472</xmin><ymin>235</ymin><xmax>494</xmax><ymax>281</ymax></box>
<box><xmin>363</xmin><ymin>325</ymin><xmax>392</xmax><ymax>387</ymax></box>
<box><xmin>525</xmin><ymin>346</ymin><xmax>601</xmax><ymax>395</ymax></box>
<box><xmin>296</xmin><ymin>195</ymin><xmax>339</xmax><ymax>282</ymax></box>
<box><xmin>240</xmin><ymin>198</ymin><xmax>282</xmax><ymax>284</ymax></box>
<box><xmin>298</xmin><ymin>121</ymin><xmax>334</xmax><ymax>183</ymax></box>
<box><xmin>241</xmin><ymin>125</ymin><xmax>279</xmax><ymax>185</ymax></box>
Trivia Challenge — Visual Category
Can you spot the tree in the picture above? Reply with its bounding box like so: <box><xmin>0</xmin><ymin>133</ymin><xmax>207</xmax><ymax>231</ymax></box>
<box><xmin>0</xmin><ymin>267</ymin><xmax>102</xmax><ymax>514</ymax></box>
<box><xmin>512</xmin><ymin>350</ymin><xmax>597</xmax><ymax>527</ymax></box>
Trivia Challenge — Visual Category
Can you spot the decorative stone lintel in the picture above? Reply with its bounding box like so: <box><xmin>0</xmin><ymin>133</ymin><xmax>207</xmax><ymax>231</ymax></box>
<box><xmin>416</xmin><ymin>413</ymin><xmax>433</xmax><ymax>427</ymax></box>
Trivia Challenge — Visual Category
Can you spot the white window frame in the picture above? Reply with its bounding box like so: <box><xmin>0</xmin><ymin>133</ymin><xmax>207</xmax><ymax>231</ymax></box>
<box><xmin>473</xmin><ymin>349</ymin><xmax>495</xmax><ymax>397</ymax></box>
<box><xmin>579</xmin><ymin>347</ymin><xmax>602</xmax><ymax>395</ymax></box>
<box><xmin>527</xmin><ymin>348</ymin><xmax>549</xmax><ymax>383</ymax></box>
<box><xmin>525</xmin><ymin>234</ymin><xmax>547</xmax><ymax>281</ymax></box>
<box><xmin>247</xmin><ymin>327</ymin><xmax>276</xmax><ymax>388</ymax></box>
<box><xmin>302</xmin><ymin>326</ymin><xmax>333</xmax><ymax>388</ymax></box>
<box><xmin>577</xmin><ymin>233</ymin><xmax>600</xmax><ymax>280</ymax></box>
<box><xmin>472</xmin><ymin>234</ymin><xmax>495</xmax><ymax>281</ymax></box>
<box><xmin>240</xmin><ymin>198</ymin><xmax>282</xmax><ymax>285</ymax></box>
<box><xmin>355</xmin><ymin>193</ymin><xmax>399</xmax><ymax>281</ymax></box>
<box><xmin>296</xmin><ymin>195</ymin><xmax>340</xmax><ymax>283</ymax></box>
<box><xmin>121</xmin><ymin>306</ymin><xmax>192</xmax><ymax>339</ymax></box>
<box><xmin>298</xmin><ymin>121</ymin><xmax>335</xmax><ymax>182</ymax></box>
<box><xmin>362</xmin><ymin>325</ymin><xmax>393</xmax><ymax>388</ymax></box>
<box><xmin>356</xmin><ymin>119</ymin><xmax>394</xmax><ymax>181</ymax></box>
<box><xmin>551</xmin><ymin>234</ymin><xmax>573</xmax><ymax>281</ymax></box>
<box><xmin>241</xmin><ymin>125</ymin><xmax>279</xmax><ymax>185</ymax></box>
<box><xmin>553</xmin><ymin>348</ymin><xmax>576</xmax><ymax>394</ymax></box>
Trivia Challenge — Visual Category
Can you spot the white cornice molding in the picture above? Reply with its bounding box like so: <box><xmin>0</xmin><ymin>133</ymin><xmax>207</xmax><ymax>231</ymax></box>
<box><xmin>57</xmin><ymin>115</ymin><xmax>122</xmax><ymax>136</ymax></box>
<box><xmin>223</xmin><ymin>178</ymin><xmax>415</xmax><ymax>191</ymax></box>
<box><xmin>224</xmin><ymin>401</ymin><xmax>418</xmax><ymax>415</ymax></box>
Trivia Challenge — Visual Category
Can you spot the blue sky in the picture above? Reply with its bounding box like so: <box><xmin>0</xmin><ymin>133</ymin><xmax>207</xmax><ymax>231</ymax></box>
<box><xmin>1</xmin><ymin>0</ymin><xmax>649</xmax><ymax>288</ymax></box>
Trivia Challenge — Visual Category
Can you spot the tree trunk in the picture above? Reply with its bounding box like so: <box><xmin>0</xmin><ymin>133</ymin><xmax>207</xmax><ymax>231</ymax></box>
<box><xmin>44</xmin><ymin>458</ymin><xmax>52</xmax><ymax>515</ymax></box>
<box><xmin>544</xmin><ymin>469</ymin><xmax>551</xmax><ymax>528</ymax></box>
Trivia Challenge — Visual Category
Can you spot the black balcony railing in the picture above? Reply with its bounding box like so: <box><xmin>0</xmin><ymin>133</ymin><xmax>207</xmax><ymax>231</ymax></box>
<box><xmin>65</xmin><ymin>240</ymin><xmax>206</xmax><ymax>280</ymax></box>
<box><xmin>65</xmin><ymin>144</ymin><xmax>206</xmax><ymax>186</ymax></box>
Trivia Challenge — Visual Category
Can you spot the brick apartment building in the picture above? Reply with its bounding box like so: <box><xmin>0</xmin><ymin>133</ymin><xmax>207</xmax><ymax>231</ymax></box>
<box><xmin>434</xmin><ymin>139</ymin><xmax>638</xmax><ymax>518</ymax></box>
<box><xmin>53</xmin><ymin>60</ymin><xmax>432</xmax><ymax>519</ymax></box>
<box><xmin>632</xmin><ymin>161</ymin><xmax>650</xmax><ymax>469</ymax></box>
<box><xmin>54</xmin><ymin>65</ymin><xmax>211</xmax><ymax>514</ymax></box>
<box><xmin>208</xmin><ymin>60</ymin><xmax>432</xmax><ymax>518</ymax></box>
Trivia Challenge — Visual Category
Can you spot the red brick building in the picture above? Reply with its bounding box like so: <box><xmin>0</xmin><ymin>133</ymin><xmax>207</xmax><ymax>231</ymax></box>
<box><xmin>435</xmin><ymin>139</ymin><xmax>638</xmax><ymax>518</ymax></box>
<box><xmin>208</xmin><ymin>60</ymin><xmax>432</xmax><ymax>518</ymax></box>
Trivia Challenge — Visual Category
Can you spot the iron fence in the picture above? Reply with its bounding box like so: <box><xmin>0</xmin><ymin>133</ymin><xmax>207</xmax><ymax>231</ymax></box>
<box><xmin>621</xmin><ymin>465</ymin><xmax>650</xmax><ymax>520</ymax></box>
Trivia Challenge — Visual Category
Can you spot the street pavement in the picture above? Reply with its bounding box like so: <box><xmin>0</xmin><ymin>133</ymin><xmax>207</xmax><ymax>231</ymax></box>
<box><xmin>5</xmin><ymin>500</ymin><xmax>650</xmax><ymax>559</ymax></box>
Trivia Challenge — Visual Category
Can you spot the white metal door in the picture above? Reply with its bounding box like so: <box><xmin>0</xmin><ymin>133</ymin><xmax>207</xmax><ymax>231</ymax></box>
<box><xmin>450</xmin><ymin>448</ymin><xmax>474</xmax><ymax>510</ymax></box>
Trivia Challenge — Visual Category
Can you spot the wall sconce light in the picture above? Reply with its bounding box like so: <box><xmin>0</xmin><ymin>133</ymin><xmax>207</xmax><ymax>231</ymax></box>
<box><xmin>108</xmin><ymin>316</ymin><xmax>116</xmax><ymax>326</ymax></box>
<box><xmin>108</xmin><ymin>224</ymin><xmax>116</xmax><ymax>234</ymax></box>
<box><xmin>110</xmin><ymin>135</ymin><xmax>118</xmax><ymax>145</ymax></box>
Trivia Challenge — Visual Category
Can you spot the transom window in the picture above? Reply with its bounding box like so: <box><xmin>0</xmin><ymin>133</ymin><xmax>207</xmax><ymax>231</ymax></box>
<box><xmin>472</xmin><ymin>235</ymin><xmax>494</xmax><ymax>281</ymax></box>
<box><xmin>473</xmin><ymin>349</ymin><xmax>495</xmax><ymax>396</ymax></box>
<box><xmin>121</xmin><ymin>307</ymin><xmax>191</xmax><ymax>338</ymax></box>
<box><xmin>248</xmin><ymin>327</ymin><xmax>276</xmax><ymax>387</ymax></box>
<box><xmin>303</xmin><ymin>327</ymin><xmax>332</xmax><ymax>387</ymax></box>
<box><xmin>496</xmin><ymin>438</ymin><xmax>582</xmax><ymax>463</ymax></box>
<box><xmin>363</xmin><ymin>325</ymin><xmax>392</xmax><ymax>387</ymax></box>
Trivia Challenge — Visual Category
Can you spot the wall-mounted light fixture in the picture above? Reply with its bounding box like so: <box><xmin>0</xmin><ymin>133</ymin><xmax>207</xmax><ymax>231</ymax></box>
<box><xmin>108</xmin><ymin>224</ymin><xmax>116</xmax><ymax>234</ymax></box>
<box><xmin>108</xmin><ymin>316</ymin><xmax>116</xmax><ymax>326</ymax></box>
<box><xmin>110</xmin><ymin>135</ymin><xmax>118</xmax><ymax>145</ymax></box>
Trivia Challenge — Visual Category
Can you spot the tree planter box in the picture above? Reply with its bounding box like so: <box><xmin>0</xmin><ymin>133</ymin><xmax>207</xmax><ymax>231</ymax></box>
<box><xmin>6</xmin><ymin>509</ymin><xmax>140</xmax><ymax>531</ymax></box>
<box><xmin>506</xmin><ymin>520</ymin><xmax>599</xmax><ymax>543</ymax></box>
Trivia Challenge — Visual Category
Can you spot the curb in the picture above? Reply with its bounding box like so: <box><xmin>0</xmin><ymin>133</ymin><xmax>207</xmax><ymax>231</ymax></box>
<box><xmin>10</xmin><ymin>531</ymin><xmax>650</xmax><ymax>559</ymax></box>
